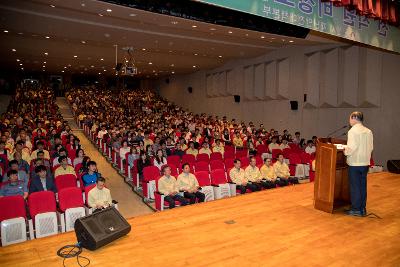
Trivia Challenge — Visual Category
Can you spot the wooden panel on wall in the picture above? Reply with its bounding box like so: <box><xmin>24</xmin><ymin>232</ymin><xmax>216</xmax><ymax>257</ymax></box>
<box><xmin>277</xmin><ymin>58</ymin><xmax>289</xmax><ymax>99</ymax></box>
<box><xmin>339</xmin><ymin>46</ymin><xmax>358</xmax><ymax>107</ymax></box>
<box><xmin>265</xmin><ymin>61</ymin><xmax>277</xmax><ymax>100</ymax></box>
<box><xmin>244</xmin><ymin>65</ymin><xmax>255</xmax><ymax>100</ymax></box>
<box><xmin>211</xmin><ymin>73</ymin><xmax>218</xmax><ymax>97</ymax></box>
<box><xmin>254</xmin><ymin>63</ymin><xmax>265</xmax><ymax>100</ymax></box>
<box><xmin>206</xmin><ymin>74</ymin><xmax>213</xmax><ymax>97</ymax></box>
<box><xmin>226</xmin><ymin>69</ymin><xmax>235</xmax><ymax>95</ymax></box>
<box><xmin>358</xmin><ymin>48</ymin><xmax>382</xmax><ymax>107</ymax></box>
<box><xmin>320</xmin><ymin>49</ymin><xmax>339</xmax><ymax>108</ymax></box>
<box><xmin>304</xmin><ymin>52</ymin><xmax>320</xmax><ymax>108</ymax></box>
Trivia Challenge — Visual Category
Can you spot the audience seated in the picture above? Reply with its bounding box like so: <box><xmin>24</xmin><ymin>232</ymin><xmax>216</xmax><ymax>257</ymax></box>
<box><xmin>158</xmin><ymin>165</ymin><xmax>188</xmax><ymax>208</ymax></box>
<box><xmin>82</xmin><ymin>161</ymin><xmax>101</xmax><ymax>186</ymax></box>
<box><xmin>0</xmin><ymin>169</ymin><xmax>28</xmax><ymax>198</ymax></box>
<box><xmin>260</xmin><ymin>158</ymin><xmax>277</xmax><ymax>189</ymax></box>
<box><xmin>229</xmin><ymin>159</ymin><xmax>259</xmax><ymax>194</ymax></box>
<box><xmin>177</xmin><ymin>163</ymin><xmax>205</xmax><ymax>204</ymax></box>
<box><xmin>54</xmin><ymin>156</ymin><xmax>76</xmax><ymax>177</ymax></box>
<box><xmin>88</xmin><ymin>177</ymin><xmax>113</xmax><ymax>211</ymax></box>
<box><xmin>29</xmin><ymin>165</ymin><xmax>57</xmax><ymax>193</ymax></box>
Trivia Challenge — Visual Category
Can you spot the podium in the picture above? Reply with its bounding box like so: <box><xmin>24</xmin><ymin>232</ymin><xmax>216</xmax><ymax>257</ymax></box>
<box><xmin>314</xmin><ymin>138</ymin><xmax>350</xmax><ymax>213</ymax></box>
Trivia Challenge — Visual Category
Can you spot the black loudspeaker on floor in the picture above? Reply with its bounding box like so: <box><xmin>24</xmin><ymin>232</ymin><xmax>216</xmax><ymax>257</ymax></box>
<box><xmin>387</xmin><ymin>160</ymin><xmax>400</xmax><ymax>174</ymax></box>
<box><xmin>74</xmin><ymin>207</ymin><xmax>131</xmax><ymax>251</ymax></box>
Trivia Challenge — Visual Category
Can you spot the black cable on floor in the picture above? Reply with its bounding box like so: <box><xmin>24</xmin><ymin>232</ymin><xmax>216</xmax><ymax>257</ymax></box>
<box><xmin>57</xmin><ymin>243</ymin><xmax>90</xmax><ymax>267</ymax></box>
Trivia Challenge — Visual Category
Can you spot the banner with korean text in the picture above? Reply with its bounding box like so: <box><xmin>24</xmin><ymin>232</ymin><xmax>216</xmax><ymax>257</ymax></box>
<box><xmin>195</xmin><ymin>0</ymin><xmax>400</xmax><ymax>53</ymax></box>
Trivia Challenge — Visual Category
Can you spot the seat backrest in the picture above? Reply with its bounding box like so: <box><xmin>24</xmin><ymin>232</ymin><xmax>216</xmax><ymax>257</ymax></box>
<box><xmin>55</xmin><ymin>174</ymin><xmax>77</xmax><ymax>191</ymax></box>
<box><xmin>255</xmin><ymin>155</ymin><xmax>263</xmax><ymax>166</ymax></box>
<box><xmin>194</xmin><ymin>161</ymin><xmax>209</xmax><ymax>172</ymax></box>
<box><xmin>0</xmin><ymin>195</ymin><xmax>26</xmax><ymax>222</ymax></box>
<box><xmin>143</xmin><ymin>166</ymin><xmax>161</xmax><ymax>182</ymax></box>
<box><xmin>210</xmin><ymin>169</ymin><xmax>227</xmax><ymax>185</ymax></box>
<box><xmin>224</xmin><ymin>158</ymin><xmax>234</xmax><ymax>170</ymax></box>
<box><xmin>223</xmin><ymin>150</ymin><xmax>235</xmax><ymax>159</ymax></box>
<box><xmin>240</xmin><ymin>156</ymin><xmax>250</xmax><ymax>168</ymax></box>
<box><xmin>289</xmin><ymin>153</ymin><xmax>302</xmax><ymax>164</ymax></box>
<box><xmin>235</xmin><ymin>149</ymin><xmax>248</xmax><ymax>158</ymax></box>
<box><xmin>74</xmin><ymin>163</ymin><xmax>82</xmax><ymax>174</ymax></box>
<box><xmin>256</xmin><ymin>144</ymin><xmax>268</xmax><ymax>154</ymax></box>
<box><xmin>84</xmin><ymin>184</ymin><xmax>96</xmax><ymax>205</ymax></box>
<box><xmin>282</xmin><ymin>148</ymin><xmax>292</xmax><ymax>158</ymax></box>
<box><xmin>210</xmin><ymin>160</ymin><xmax>225</xmax><ymax>171</ymax></box>
<box><xmin>167</xmin><ymin>155</ymin><xmax>181</xmax><ymax>167</ymax></box>
<box><xmin>210</xmin><ymin>152</ymin><xmax>222</xmax><ymax>161</ymax></box>
<box><xmin>196</xmin><ymin>153</ymin><xmax>210</xmax><ymax>162</ymax></box>
<box><xmin>162</xmin><ymin>163</ymin><xmax>178</xmax><ymax>177</ymax></box>
<box><xmin>58</xmin><ymin>187</ymin><xmax>84</xmax><ymax>212</ymax></box>
<box><xmin>182</xmin><ymin>154</ymin><xmax>196</xmax><ymax>164</ymax></box>
<box><xmin>272</xmin><ymin>149</ymin><xmax>283</xmax><ymax>159</ymax></box>
<box><xmin>194</xmin><ymin>171</ymin><xmax>211</xmax><ymax>187</ymax></box>
<box><xmin>28</xmin><ymin>191</ymin><xmax>57</xmax><ymax>220</ymax></box>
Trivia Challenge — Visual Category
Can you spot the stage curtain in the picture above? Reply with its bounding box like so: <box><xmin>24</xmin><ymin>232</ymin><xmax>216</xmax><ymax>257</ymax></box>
<box><xmin>321</xmin><ymin>0</ymin><xmax>399</xmax><ymax>26</ymax></box>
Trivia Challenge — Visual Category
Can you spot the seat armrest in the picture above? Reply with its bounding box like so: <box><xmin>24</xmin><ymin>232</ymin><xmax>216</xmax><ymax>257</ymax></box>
<box><xmin>211</xmin><ymin>184</ymin><xmax>220</xmax><ymax>187</ymax></box>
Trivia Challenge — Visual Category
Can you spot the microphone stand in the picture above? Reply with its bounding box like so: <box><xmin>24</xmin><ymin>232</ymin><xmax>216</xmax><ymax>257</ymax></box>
<box><xmin>327</xmin><ymin>125</ymin><xmax>347</xmax><ymax>137</ymax></box>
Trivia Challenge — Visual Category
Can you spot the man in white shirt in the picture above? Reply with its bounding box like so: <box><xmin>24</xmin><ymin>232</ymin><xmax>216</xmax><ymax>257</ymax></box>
<box><xmin>344</xmin><ymin>111</ymin><xmax>373</xmax><ymax>217</ymax></box>
<box><xmin>88</xmin><ymin>177</ymin><xmax>113</xmax><ymax>211</ymax></box>
<box><xmin>305</xmin><ymin>140</ymin><xmax>316</xmax><ymax>154</ymax></box>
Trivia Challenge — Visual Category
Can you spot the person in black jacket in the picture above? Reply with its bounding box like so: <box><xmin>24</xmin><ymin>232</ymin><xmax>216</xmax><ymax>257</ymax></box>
<box><xmin>137</xmin><ymin>152</ymin><xmax>151</xmax><ymax>180</ymax></box>
<box><xmin>29</xmin><ymin>165</ymin><xmax>57</xmax><ymax>193</ymax></box>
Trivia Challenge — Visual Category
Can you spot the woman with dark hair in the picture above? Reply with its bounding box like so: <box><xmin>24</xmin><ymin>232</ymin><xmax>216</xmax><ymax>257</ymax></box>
<box><xmin>74</xmin><ymin>148</ymin><xmax>85</xmax><ymax>167</ymax></box>
<box><xmin>154</xmin><ymin>149</ymin><xmax>167</xmax><ymax>170</ymax></box>
<box><xmin>79</xmin><ymin>156</ymin><xmax>91</xmax><ymax>174</ymax></box>
<box><xmin>127</xmin><ymin>146</ymin><xmax>140</xmax><ymax>169</ymax></box>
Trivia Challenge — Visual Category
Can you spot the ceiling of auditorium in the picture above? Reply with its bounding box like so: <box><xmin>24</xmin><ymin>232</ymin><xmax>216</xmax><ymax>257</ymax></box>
<box><xmin>0</xmin><ymin>0</ymin><xmax>330</xmax><ymax>78</ymax></box>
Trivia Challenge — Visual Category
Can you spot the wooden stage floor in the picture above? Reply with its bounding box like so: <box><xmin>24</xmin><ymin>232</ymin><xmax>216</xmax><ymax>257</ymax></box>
<box><xmin>1</xmin><ymin>172</ymin><xmax>399</xmax><ymax>267</ymax></box>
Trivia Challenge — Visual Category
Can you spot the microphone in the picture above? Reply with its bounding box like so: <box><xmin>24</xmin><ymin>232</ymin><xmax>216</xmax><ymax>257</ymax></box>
<box><xmin>327</xmin><ymin>125</ymin><xmax>348</xmax><ymax>137</ymax></box>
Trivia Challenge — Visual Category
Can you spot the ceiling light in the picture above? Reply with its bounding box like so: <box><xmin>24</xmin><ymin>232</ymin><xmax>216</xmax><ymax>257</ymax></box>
<box><xmin>98</xmin><ymin>72</ymin><xmax>101</xmax><ymax>75</ymax></box>
<box><xmin>218</xmin><ymin>55</ymin><xmax>222</xmax><ymax>58</ymax></box>
<box><xmin>152</xmin><ymin>70</ymin><xmax>156</xmax><ymax>73</ymax></box>
<box><xmin>61</xmin><ymin>70</ymin><xmax>64</xmax><ymax>73</ymax></box>
<box><xmin>68</xmin><ymin>64</ymin><xmax>71</xmax><ymax>67</ymax></box>
<box><xmin>74</xmin><ymin>55</ymin><xmax>77</xmax><ymax>58</ymax></box>
<box><xmin>142</xmin><ymin>48</ymin><xmax>146</xmax><ymax>51</ymax></box>
<box><xmin>125</xmin><ymin>60</ymin><xmax>128</xmax><ymax>63</ymax></box>
<box><xmin>42</xmin><ymin>65</ymin><xmax>45</xmax><ymax>67</ymax></box>
<box><xmin>261</xmin><ymin>36</ymin><xmax>265</xmax><ymax>39</ymax></box>
<box><xmin>289</xmin><ymin>40</ymin><xmax>294</xmax><ymax>43</ymax></box>
<box><xmin>50</xmin><ymin>4</ymin><xmax>55</xmax><ymax>8</ymax></box>
<box><xmin>17</xmin><ymin>32</ymin><xmax>23</xmax><ymax>35</ymax></box>
<box><xmin>210</xmin><ymin>28</ymin><xmax>216</xmax><ymax>31</ymax></box>
<box><xmin>194</xmin><ymin>53</ymin><xmax>198</xmax><ymax>56</ymax></box>
<box><xmin>193</xmin><ymin>65</ymin><xmax>197</xmax><ymax>68</ymax></box>
<box><xmin>148</xmin><ymin>62</ymin><xmax>153</xmax><ymax>65</ymax></box>
<box><xmin>103</xmin><ymin>69</ymin><xmax>106</xmax><ymax>72</ymax></box>
<box><xmin>192</xmin><ymin>25</ymin><xmax>197</xmax><ymax>28</ymax></box>
<box><xmin>168</xmin><ymin>50</ymin><xmax>173</xmax><ymax>53</ymax></box>
<box><xmin>3</xmin><ymin>30</ymin><xmax>8</xmax><ymax>33</ymax></box>
<box><xmin>64</xmin><ymin>66</ymin><xmax>67</xmax><ymax>69</ymax></box>
<box><xmin>245</xmin><ymin>33</ymin><xmax>249</xmax><ymax>36</ymax></box>
<box><xmin>45</xmin><ymin>36</ymin><xmax>50</xmax><ymax>39</ymax></box>
<box><xmin>44</xmin><ymin>52</ymin><xmax>48</xmax><ymax>55</ymax></box>
<box><xmin>16</xmin><ymin>59</ymin><xmax>20</xmax><ymax>62</ymax></box>
<box><xmin>100</xmin><ymin>58</ymin><xmax>104</xmax><ymax>61</ymax></box>
<box><xmin>81</xmin><ymin>40</ymin><xmax>86</xmax><ymax>44</ymax></box>
<box><xmin>43</xmin><ymin>61</ymin><xmax>46</xmax><ymax>64</ymax></box>
<box><xmin>91</xmin><ymin>65</ymin><xmax>94</xmax><ymax>68</ymax></box>
<box><xmin>129</xmin><ymin>13</ymin><xmax>137</xmax><ymax>17</ymax></box>
<box><xmin>228</xmin><ymin>31</ymin><xmax>233</xmax><ymax>34</ymax></box>
<box><xmin>19</xmin><ymin>63</ymin><xmax>22</xmax><ymax>66</ymax></box>
<box><xmin>170</xmin><ymin>64</ymin><xmax>174</xmax><ymax>67</ymax></box>
<box><xmin>106</xmin><ymin>9</ymin><xmax>112</xmax><ymax>12</ymax></box>
<box><xmin>98</xmin><ymin>13</ymin><xmax>103</xmax><ymax>17</ymax></box>
<box><xmin>270</xmin><ymin>37</ymin><xmax>276</xmax><ymax>40</ymax></box>
<box><xmin>21</xmin><ymin>68</ymin><xmax>24</xmax><ymax>70</ymax></box>
<box><xmin>171</xmin><ymin>21</ymin><xmax>178</xmax><ymax>25</ymax></box>
<box><xmin>11</xmin><ymin>49</ymin><xmax>16</xmax><ymax>52</ymax></box>
<box><xmin>171</xmin><ymin>71</ymin><xmax>175</xmax><ymax>74</ymax></box>
<box><xmin>282</xmin><ymin>39</ymin><xmax>286</xmax><ymax>42</ymax></box>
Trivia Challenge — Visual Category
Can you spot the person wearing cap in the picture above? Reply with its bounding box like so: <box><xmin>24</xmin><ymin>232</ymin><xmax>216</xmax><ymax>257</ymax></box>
<box><xmin>54</xmin><ymin>155</ymin><xmax>76</xmax><ymax>177</ymax></box>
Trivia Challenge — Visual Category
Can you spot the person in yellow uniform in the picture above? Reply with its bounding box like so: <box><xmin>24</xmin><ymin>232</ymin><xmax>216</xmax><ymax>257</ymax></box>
<box><xmin>212</xmin><ymin>139</ymin><xmax>224</xmax><ymax>155</ymax></box>
<box><xmin>198</xmin><ymin>142</ymin><xmax>212</xmax><ymax>156</ymax></box>
<box><xmin>260</xmin><ymin>158</ymin><xmax>277</xmax><ymax>189</ymax></box>
<box><xmin>54</xmin><ymin>156</ymin><xmax>76</xmax><ymax>178</ymax></box>
<box><xmin>229</xmin><ymin>159</ymin><xmax>258</xmax><ymax>194</ymax></box>
<box><xmin>30</xmin><ymin>141</ymin><xmax>50</xmax><ymax>160</ymax></box>
<box><xmin>244</xmin><ymin>156</ymin><xmax>266</xmax><ymax>191</ymax></box>
<box><xmin>158</xmin><ymin>165</ymin><xmax>188</xmax><ymax>209</ymax></box>
<box><xmin>177</xmin><ymin>163</ymin><xmax>205</xmax><ymax>204</ymax></box>
<box><xmin>232</xmin><ymin>132</ymin><xmax>244</xmax><ymax>149</ymax></box>
<box><xmin>185</xmin><ymin>141</ymin><xmax>198</xmax><ymax>157</ymax></box>
<box><xmin>273</xmin><ymin>154</ymin><xmax>298</xmax><ymax>186</ymax></box>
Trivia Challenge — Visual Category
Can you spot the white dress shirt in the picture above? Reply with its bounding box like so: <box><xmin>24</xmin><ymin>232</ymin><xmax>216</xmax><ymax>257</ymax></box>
<box><xmin>344</xmin><ymin>123</ymin><xmax>373</xmax><ymax>166</ymax></box>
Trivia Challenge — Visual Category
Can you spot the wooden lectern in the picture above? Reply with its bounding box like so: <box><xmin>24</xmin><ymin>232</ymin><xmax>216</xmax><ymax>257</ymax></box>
<box><xmin>314</xmin><ymin>138</ymin><xmax>350</xmax><ymax>213</ymax></box>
